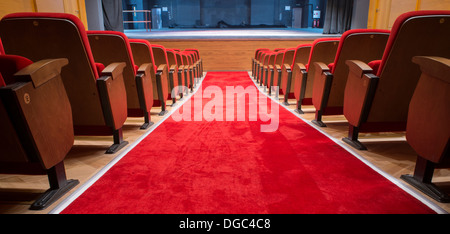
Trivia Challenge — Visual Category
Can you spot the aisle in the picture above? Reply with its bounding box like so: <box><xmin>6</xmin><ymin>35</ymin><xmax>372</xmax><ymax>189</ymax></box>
<box><xmin>57</xmin><ymin>72</ymin><xmax>436</xmax><ymax>214</ymax></box>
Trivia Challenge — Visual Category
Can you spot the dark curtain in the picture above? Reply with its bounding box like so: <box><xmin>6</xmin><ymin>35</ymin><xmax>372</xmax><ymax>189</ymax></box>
<box><xmin>323</xmin><ymin>0</ymin><xmax>353</xmax><ymax>34</ymax></box>
<box><xmin>102</xmin><ymin>0</ymin><xmax>124</xmax><ymax>32</ymax></box>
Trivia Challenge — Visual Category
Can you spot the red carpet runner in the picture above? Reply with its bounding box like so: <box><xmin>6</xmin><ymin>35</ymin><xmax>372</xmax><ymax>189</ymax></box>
<box><xmin>60</xmin><ymin>72</ymin><xmax>435</xmax><ymax>214</ymax></box>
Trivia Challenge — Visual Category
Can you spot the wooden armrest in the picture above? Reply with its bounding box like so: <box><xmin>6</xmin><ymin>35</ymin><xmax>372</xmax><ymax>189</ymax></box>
<box><xmin>413</xmin><ymin>56</ymin><xmax>450</xmax><ymax>83</ymax></box>
<box><xmin>137</xmin><ymin>63</ymin><xmax>153</xmax><ymax>77</ymax></box>
<box><xmin>283</xmin><ymin>64</ymin><xmax>292</xmax><ymax>71</ymax></box>
<box><xmin>169</xmin><ymin>64</ymin><xmax>177</xmax><ymax>71</ymax></box>
<box><xmin>346</xmin><ymin>60</ymin><xmax>373</xmax><ymax>78</ymax></box>
<box><xmin>156</xmin><ymin>64</ymin><xmax>167</xmax><ymax>75</ymax></box>
<box><xmin>294</xmin><ymin>63</ymin><xmax>306</xmax><ymax>71</ymax></box>
<box><xmin>101</xmin><ymin>62</ymin><xmax>126</xmax><ymax>80</ymax></box>
<box><xmin>14</xmin><ymin>58</ymin><xmax>68</xmax><ymax>88</ymax></box>
<box><xmin>313</xmin><ymin>62</ymin><xmax>331</xmax><ymax>73</ymax></box>
<box><xmin>275</xmin><ymin>64</ymin><xmax>281</xmax><ymax>71</ymax></box>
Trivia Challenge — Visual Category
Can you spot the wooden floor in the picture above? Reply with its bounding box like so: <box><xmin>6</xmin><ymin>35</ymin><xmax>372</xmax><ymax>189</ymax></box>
<box><xmin>0</xmin><ymin>71</ymin><xmax>448</xmax><ymax>214</ymax></box>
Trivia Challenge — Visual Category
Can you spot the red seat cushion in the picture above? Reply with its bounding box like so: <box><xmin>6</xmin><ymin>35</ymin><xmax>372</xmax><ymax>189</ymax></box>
<box><xmin>368</xmin><ymin>60</ymin><xmax>382</xmax><ymax>75</ymax></box>
<box><xmin>95</xmin><ymin>63</ymin><xmax>105</xmax><ymax>77</ymax></box>
<box><xmin>0</xmin><ymin>73</ymin><xmax>5</xmax><ymax>87</ymax></box>
<box><xmin>0</xmin><ymin>39</ymin><xmax>5</xmax><ymax>55</ymax></box>
<box><xmin>0</xmin><ymin>55</ymin><xmax>33</xmax><ymax>85</ymax></box>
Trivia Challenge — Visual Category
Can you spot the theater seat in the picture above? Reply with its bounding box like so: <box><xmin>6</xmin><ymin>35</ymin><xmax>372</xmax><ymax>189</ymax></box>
<box><xmin>256</xmin><ymin>50</ymin><xmax>271</xmax><ymax>84</ymax></box>
<box><xmin>181</xmin><ymin>51</ymin><xmax>195</xmax><ymax>92</ymax></box>
<box><xmin>87</xmin><ymin>31</ymin><xmax>154</xmax><ymax>129</ymax></box>
<box><xmin>289</xmin><ymin>38</ymin><xmax>340</xmax><ymax>114</ymax></box>
<box><xmin>0</xmin><ymin>12</ymin><xmax>129</xmax><ymax>154</ymax></box>
<box><xmin>129</xmin><ymin>40</ymin><xmax>169</xmax><ymax>116</ymax></box>
<box><xmin>252</xmin><ymin>48</ymin><xmax>269</xmax><ymax>78</ymax></box>
<box><xmin>166</xmin><ymin>49</ymin><xmax>181</xmax><ymax>103</ymax></box>
<box><xmin>311</xmin><ymin>29</ymin><xmax>390</xmax><ymax>127</ymax></box>
<box><xmin>262</xmin><ymin>52</ymin><xmax>276</xmax><ymax>91</ymax></box>
<box><xmin>0</xmin><ymin>55</ymin><xmax>79</xmax><ymax>210</ymax></box>
<box><xmin>280</xmin><ymin>45</ymin><xmax>311</xmax><ymax>106</ymax></box>
<box><xmin>269</xmin><ymin>50</ymin><xmax>286</xmax><ymax>97</ymax></box>
<box><xmin>184</xmin><ymin>51</ymin><xmax>199</xmax><ymax>84</ymax></box>
<box><xmin>185</xmin><ymin>48</ymin><xmax>203</xmax><ymax>79</ymax></box>
<box><xmin>342</xmin><ymin>11</ymin><xmax>450</xmax><ymax>150</ymax></box>
<box><xmin>175</xmin><ymin>51</ymin><xmax>189</xmax><ymax>96</ymax></box>
<box><xmin>400</xmin><ymin>56</ymin><xmax>450</xmax><ymax>203</ymax></box>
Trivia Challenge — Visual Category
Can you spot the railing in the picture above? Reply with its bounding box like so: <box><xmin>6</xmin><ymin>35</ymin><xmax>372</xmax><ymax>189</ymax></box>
<box><xmin>123</xmin><ymin>10</ymin><xmax>151</xmax><ymax>31</ymax></box>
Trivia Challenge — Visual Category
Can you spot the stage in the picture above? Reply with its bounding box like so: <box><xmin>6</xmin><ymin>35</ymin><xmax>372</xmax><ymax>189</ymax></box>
<box><xmin>124</xmin><ymin>28</ymin><xmax>341</xmax><ymax>71</ymax></box>
<box><xmin>124</xmin><ymin>28</ymin><xmax>337</xmax><ymax>40</ymax></box>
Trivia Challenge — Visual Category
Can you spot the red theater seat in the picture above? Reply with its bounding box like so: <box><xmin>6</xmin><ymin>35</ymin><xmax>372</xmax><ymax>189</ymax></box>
<box><xmin>269</xmin><ymin>49</ymin><xmax>286</xmax><ymax>96</ymax></box>
<box><xmin>255</xmin><ymin>50</ymin><xmax>271</xmax><ymax>84</ymax></box>
<box><xmin>400</xmin><ymin>56</ymin><xmax>450</xmax><ymax>203</ymax></box>
<box><xmin>129</xmin><ymin>40</ymin><xmax>169</xmax><ymax>116</ymax></box>
<box><xmin>175</xmin><ymin>50</ymin><xmax>189</xmax><ymax>96</ymax></box>
<box><xmin>263</xmin><ymin>52</ymin><xmax>277</xmax><ymax>90</ymax></box>
<box><xmin>280</xmin><ymin>45</ymin><xmax>311</xmax><ymax>106</ymax></box>
<box><xmin>291</xmin><ymin>38</ymin><xmax>340</xmax><ymax>114</ymax></box>
<box><xmin>311</xmin><ymin>29</ymin><xmax>390</xmax><ymax>127</ymax></box>
<box><xmin>166</xmin><ymin>49</ymin><xmax>181</xmax><ymax>103</ymax></box>
<box><xmin>252</xmin><ymin>48</ymin><xmax>269</xmax><ymax>78</ymax></box>
<box><xmin>181</xmin><ymin>51</ymin><xmax>195</xmax><ymax>92</ymax></box>
<box><xmin>0</xmin><ymin>12</ymin><xmax>128</xmax><ymax>154</ymax></box>
<box><xmin>184</xmin><ymin>51</ymin><xmax>199</xmax><ymax>84</ymax></box>
<box><xmin>0</xmin><ymin>55</ymin><xmax>78</xmax><ymax>210</ymax></box>
<box><xmin>87</xmin><ymin>31</ymin><xmax>154</xmax><ymax>129</ymax></box>
<box><xmin>342</xmin><ymin>11</ymin><xmax>450</xmax><ymax>150</ymax></box>
<box><xmin>185</xmin><ymin>48</ymin><xmax>203</xmax><ymax>78</ymax></box>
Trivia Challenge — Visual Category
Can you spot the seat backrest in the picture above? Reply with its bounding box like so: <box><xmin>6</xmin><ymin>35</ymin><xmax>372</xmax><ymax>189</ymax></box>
<box><xmin>282</xmin><ymin>48</ymin><xmax>296</xmax><ymax>67</ymax></box>
<box><xmin>327</xmin><ymin>29</ymin><xmax>390</xmax><ymax>107</ymax></box>
<box><xmin>367</xmin><ymin>11</ymin><xmax>450</xmax><ymax>123</ymax></box>
<box><xmin>166</xmin><ymin>49</ymin><xmax>178</xmax><ymax>67</ymax></box>
<box><xmin>274</xmin><ymin>50</ymin><xmax>285</xmax><ymax>66</ymax></box>
<box><xmin>254</xmin><ymin>48</ymin><xmax>269</xmax><ymax>59</ymax></box>
<box><xmin>87</xmin><ymin>31</ymin><xmax>140</xmax><ymax>110</ymax></box>
<box><xmin>152</xmin><ymin>44</ymin><xmax>170</xmax><ymax>69</ymax></box>
<box><xmin>176</xmin><ymin>51</ymin><xmax>184</xmax><ymax>66</ymax></box>
<box><xmin>185</xmin><ymin>48</ymin><xmax>200</xmax><ymax>58</ymax></box>
<box><xmin>304</xmin><ymin>38</ymin><xmax>340</xmax><ymax>98</ymax></box>
<box><xmin>292</xmin><ymin>44</ymin><xmax>312</xmax><ymax>67</ymax></box>
<box><xmin>129</xmin><ymin>39</ymin><xmax>157</xmax><ymax>72</ymax></box>
<box><xmin>0</xmin><ymin>12</ymin><xmax>106</xmax><ymax>127</ymax></box>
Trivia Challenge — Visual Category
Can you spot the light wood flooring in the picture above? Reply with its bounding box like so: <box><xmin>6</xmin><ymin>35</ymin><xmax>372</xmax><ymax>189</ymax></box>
<box><xmin>0</xmin><ymin>72</ymin><xmax>448</xmax><ymax>214</ymax></box>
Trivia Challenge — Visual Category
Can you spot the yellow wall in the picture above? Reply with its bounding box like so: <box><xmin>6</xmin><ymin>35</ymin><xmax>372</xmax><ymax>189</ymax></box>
<box><xmin>0</xmin><ymin>0</ymin><xmax>88</xmax><ymax>29</ymax></box>
<box><xmin>368</xmin><ymin>0</ymin><xmax>450</xmax><ymax>29</ymax></box>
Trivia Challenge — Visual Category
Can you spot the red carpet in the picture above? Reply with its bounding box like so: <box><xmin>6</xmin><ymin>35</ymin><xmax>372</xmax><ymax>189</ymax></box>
<box><xmin>60</xmin><ymin>72</ymin><xmax>436</xmax><ymax>214</ymax></box>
